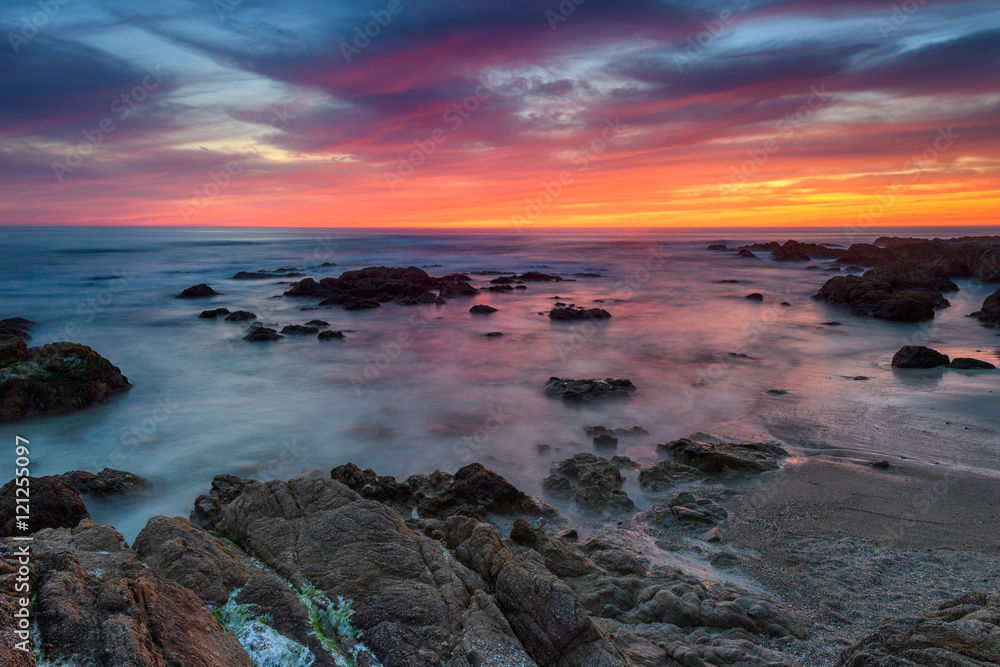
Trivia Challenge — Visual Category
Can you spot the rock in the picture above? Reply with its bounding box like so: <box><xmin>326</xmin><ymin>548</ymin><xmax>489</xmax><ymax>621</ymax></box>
<box><xmin>780</xmin><ymin>301</ymin><xmax>792</xmax><ymax>307</ymax></box>
<box><xmin>469</xmin><ymin>305</ymin><xmax>498</xmax><ymax>314</ymax></box>
<box><xmin>574</xmin><ymin>272</ymin><xmax>602</xmax><ymax>278</ymax></box>
<box><xmin>0</xmin><ymin>334</ymin><xmax>28</xmax><ymax>367</ymax></box>
<box><xmin>439</xmin><ymin>281</ymin><xmax>478</xmax><ymax>298</ymax></box>
<box><xmin>341</xmin><ymin>297</ymin><xmax>381</xmax><ymax>310</ymax></box>
<box><xmin>305</xmin><ymin>319</ymin><xmax>330</xmax><ymax>327</ymax></box>
<box><xmin>970</xmin><ymin>287</ymin><xmax>1000</xmax><ymax>323</ymax></box>
<box><xmin>318</xmin><ymin>330</ymin><xmax>345</xmax><ymax>340</ymax></box>
<box><xmin>0</xmin><ymin>317</ymin><xmax>34</xmax><ymax>340</ymax></box>
<box><xmin>745</xmin><ymin>293</ymin><xmax>764</xmax><ymax>301</ymax></box>
<box><xmin>549</xmin><ymin>306</ymin><xmax>612</xmax><ymax>320</ymax></box>
<box><xmin>593</xmin><ymin>434</ymin><xmax>618</xmax><ymax>448</ymax></box>
<box><xmin>637</xmin><ymin>460</ymin><xmax>704</xmax><ymax>490</ymax></box>
<box><xmin>814</xmin><ymin>275</ymin><xmax>949</xmax><ymax>322</ymax></box>
<box><xmin>232</xmin><ymin>270</ymin><xmax>282</xmax><ymax>279</ymax></box>
<box><xmin>0</xmin><ymin>476</ymin><xmax>90</xmax><ymax>536</ymax></box>
<box><xmin>243</xmin><ymin>327</ymin><xmax>282</xmax><ymax>342</ymax></box>
<box><xmin>862</xmin><ymin>261</ymin><xmax>958</xmax><ymax>292</ymax></box>
<box><xmin>836</xmin><ymin>243</ymin><xmax>893</xmax><ymax>266</ymax></box>
<box><xmin>30</xmin><ymin>520</ymin><xmax>254</xmax><ymax>666</ymax></box>
<box><xmin>485</xmin><ymin>332</ymin><xmax>503</xmax><ymax>337</ymax></box>
<box><xmin>655</xmin><ymin>491</ymin><xmax>728</xmax><ymax>526</ymax></box>
<box><xmin>224</xmin><ymin>310</ymin><xmax>257</xmax><ymax>321</ymax></box>
<box><xmin>512</xmin><ymin>271</ymin><xmax>564</xmax><ymax>282</ymax></box>
<box><xmin>549</xmin><ymin>454</ymin><xmax>634</xmax><ymax>513</ymax></box>
<box><xmin>770</xmin><ymin>240</ymin><xmax>839</xmax><ymax>261</ymax></box>
<box><xmin>280</xmin><ymin>324</ymin><xmax>320</xmax><ymax>335</ymax></box>
<box><xmin>707</xmin><ymin>244</ymin><xmax>729</xmax><ymax>251</ymax></box>
<box><xmin>285</xmin><ymin>266</ymin><xmax>448</xmax><ymax>307</ymax></box>
<box><xmin>541</xmin><ymin>474</ymin><xmax>574</xmax><ymax>499</ymax></box>
<box><xmin>544</xmin><ymin>377</ymin><xmax>636</xmax><ymax>401</ymax></box>
<box><xmin>946</xmin><ymin>357</ymin><xmax>996</xmax><ymax>370</ymax></box>
<box><xmin>0</xmin><ymin>342</ymin><xmax>131</xmax><ymax>422</ymax></box>
<box><xmin>57</xmin><ymin>469</ymin><xmax>152</xmax><ymax>497</ymax></box>
<box><xmin>738</xmin><ymin>249</ymin><xmax>757</xmax><ymax>258</ymax></box>
<box><xmin>177</xmin><ymin>283</ymin><xmax>220</xmax><ymax>298</ymax></box>
<box><xmin>872</xmin><ymin>459</ymin><xmax>890</xmax><ymax>469</ymax></box>
<box><xmin>417</xmin><ymin>463</ymin><xmax>546</xmax><ymax>519</ymax></box>
<box><xmin>198</xmin><ymin>307</ymin><xmax>230</xmax><ymax>318</ymax></box>
<box><xmin>891</xmin><ymin>345</ymin><xmax>949</xmax><ymax>368</ymax></box>
<box><xmin>659</xmin><ymin>438</ymin><xmax>787</xmax><ymax>474</ymax></box>
<box><xmin>837</xmin><ymin>591</ymin><xmax>1000</xmax><ymax>666</ymax></box>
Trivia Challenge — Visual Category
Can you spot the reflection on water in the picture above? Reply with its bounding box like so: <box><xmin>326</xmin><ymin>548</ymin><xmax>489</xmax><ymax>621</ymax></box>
<box><xmin>0</xmin><ymin>226</ymin><xmax>997</xmax><ymax>539</ymax></box>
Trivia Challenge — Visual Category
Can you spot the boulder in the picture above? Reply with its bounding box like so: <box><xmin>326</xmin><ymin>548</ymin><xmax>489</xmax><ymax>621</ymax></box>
<box><xmin>814</xmin><ymin>275</ymin><xmax>948</xmax><ymax>322</ymax></box>
<box><xmin>549</xmin><ymin>307</ymin><xmax>612</xmax><ymax>320</ymax></box>
<box><xmin>835</xmin><ymin>243</ymin><xmax>893</xmax><ymax>266</ymax></box>
<box><xmin>946</xmin><ymin>357</ymin><xmax>996</xmax><ymax>370</ymax></box>
<box><xmin>970</xmin><ymin>287</ymin><xmax>1000</xmax><ymax>323</ymax></box>
<box><xmin>286</xmin><ymin>266</ymin><xmax>446</xmax><ymax>307</ymax></box>
<box><xmin>891</xmin><ymin>345</ymin><xmax>949</xmax><ymax>369</ymax></box>
<box><xmin>544</xmin><ymin>377</ymin><xmax>636</xmax><ymax>401</ymax></box>
<box><xmin>548</xmin><ymin>454</ymin><xmax>634</xmax><ymax>513</ymax></box>
<box><xmin>0</xmin><ymin>476</ymin><xmax>90</xmax><ymax>536</ymax></box>
<box><xmin>469</xmin><ymin>305</ymin><xmax>498</xmax><ymax>314</ymax></box>
<box><xmin>0</xmin><ymin>334</ymin><xmax>28</xmax><ymax>367</ymax></box>
<box><xmin>57</xmin><ymin>469</ymin><xmax>152</xmax><ymax>497</ymax></box>
<box><xmin>0</xmin><ymin>342</ymin><xmax>131</xmax><ymax>422</ymax></box>
<box><xmin>0</xmin><ymin>317</ymin><xmax>34</xmax><ymax>340</ymax></box>
<box><xmin>177</xmin><ymin>283</ymin><xmax>220</xmax><ymax>298</ymax></box>
<box><xmin>745</xmin><ymin>293</ymin><xmax>764</xmax><ymax>301</ymax></box>
<box><xmin>198</xmin><ymin>307</ymin><xmax>230</xmax><ymax>318</ymax></box>
<box><xmin>737</xmin><ymin>249</ymin><xmax>757</xmax><ymax>258</ymax></box>
<box><xmin>637</xmin><ymin>460</ymin><xmax>704</xmax><ymax>490</ymax></box>
<box><xmin>317</xmin><ymin>330</ymin><xmax>345</xmax><ymax>340</ymax></box>
<box><xmin>243</xmin><ymin>327</ymin><xmax>282</xmax><ymax>342</ymax></box>
<box><xmin>224</xmin><ymin>310</ymin><xmax>257</xmax><ymax>321</ymax></box>
<box><xmin>837</xmin><ymin>591</ymin><xmax>1000</xmax><ymax>666</ymax></box>
<box><xmin>659</xmin><ymin>438</ymin><xmax>787</xmax><ymax>474</ymax></box>
<box><xmin>280</xmin><ymin>324</ymin><xmax>320</xmax><ymax>335</ymax></box>
<box><xmin>862</xmin><ymin>262</ymin><xmax>958</xmax><ymax>292</ymax></box>
<box><xmin>707</xmin><ymin>244</ymin><xmax>728</xmax><ymax>251</ymax></box>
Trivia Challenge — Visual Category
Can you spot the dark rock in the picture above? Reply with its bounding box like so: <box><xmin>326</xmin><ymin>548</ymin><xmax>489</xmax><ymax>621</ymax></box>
<box><xmin>514</xmin><ymin>271</ymin><xmax>564</xmax><ymax>282</ymax></box>
<box><xmin>417</xmin><ymin>463</ymin><xmax>545</xmax><ymax>519</ymax></box>
<box><xmin>593</xmin><ymin>434</ymin><xmax>618</xmax><ymax>448</ymax></box>
<box><xmin>574</xmin><ymin>272</ymin><xmax>602</xmax><ymax>278</ymax></box>
<box><xmin>305</xmin><ymin>319</ymin><xmax>330</xmax><ymax>327</ymax></box>
<box><xmin>549</xmin><ymin>454</ymin><xmax>634</xmax><ymax>513</ymax></box>
<box><xmin>439</xmin><ymin>281</ymin><xmax>478</xmax><ymax>298</ymax></box>
<box><xmin>891</xmin><ymin>345</ymin><xmax>949</xmax><ymax>368</ymax></box>
<box><xmin>814</xmin><ymin>275</ymin><xmax>948</xmax><ymax>322</ymax></box>
<box><xmin>872</xmin><ymin>460</ymin><xmax>890</xmax><ymax>469</ymax></box>
<box><xmin>341</xmin><ymin>297</ymin><xmax>381</xmax><ymax>310</ymax></box>
<box><xmin>737</xmin><ymin>249</ymin><xmax>757</xmax><ymax>258</ymax></box>
<box><xmin>837</xmin><ymin>591</ymin><xmax>1000</xmax><ymax>666</ymax></box>
<box><xmin>280</xmin><ymin>324</ymin><xmax>320</xmax><ymax>335</ymax></box>
<box><xmin>745</xmin><ymin>293</ymin><xmax>764</xmax><ymax>301</ymax></box>
<box><xmin>862</xmin><ymin>261</ymin><xmax>958</xmax><ymax>292</ymax></box>
<box><xmin>549</xmin><ymin>306</ymin><xmax>612</xmax><ymax>320</ymax></box>
<box><xmin>484</xmin><ymin>284</ymin><xmax>514</xmax><ymax>292</ymax></box>
<box><xmin>469</xmin><ymin>304</ymin><xmax>497</xmax><ymax>314</ymax></box>
<box><xmin>224</xmin><ymin>310</ymin><xmax>257</xmax><ymax>321</ymax></box>
<box><xmin>198</xmin><ymin>307</ymin><xmax>230</xmax><ymax>318</ymax></box>
<box><xmin>970</xmin><ymin>287</ymin><xmax>1000</xmax><ymax>323</ymax></box>
<box><xmin>946</xmin><ymin>357</ymin><xmax>996</xmax><ymax>370</ymax></box>
<box><xmin>485</xmin><ymin>332</ymin><xmax>503</xmax><ymax>337</ymax></box>
<box><xmin>637</xmin><ymin>461</ymin><xmax>704</xmax><ymax>490</ymax></box>
<box><xmin>659</xmin><ymin>438</ymin><xmax>787</xmax><ymax>474</ymax></box>
<box><xmin>0</xmin><ymin>342</ymin><xmax>131</xmax><ymax>422</ymax></box>
<box><xmin>707</xmin><ymin>244</ymin><xmax>729</xmax><ymax>251</ymax></box>
<box><xmin>0</xmin><ymin>335</ymin><xmax>28</xmax><ymax>367</ymax></box>
<box><xmin>780</xmin><ymin>301</ymin><xmax>792</xmax><ymax>306</ymax></box>
<box><xmin>243</xmin><ymin>327</ymin><xmax>282</xmax><ymax>342</ymax></box>
<box><xmin>544</xmin><ymin>377</ymin><xmax>636</xmax><ymax>401</ymax></box>
<box><xmin>58</xmin><ymin>469</ymin><xmax>152</xmax><ymax>497</ymax></box>
<box><xmin>176</xmin><ymin>283</ymin><xmax>220</xmax><ymax>298</ymax></box>
<box><xmin>286</xmin><ymin>266</ymin><xmax>444</xmax><ymax>308</ymax></box>
<box><xmin>836</xmin><ymin>243</ymin><xmax>893</xmax><ymax>266</ymax></box>
<box><xmin>0</xmin><ymin>476</ymin><xmax>90</xmax><ymax>536</ymax></box>
<box><xmin>656</xmin><ymin>491</ymin><xmax>728</xmax><ymax>525</ymax></box>
<box><xmin>318</xmin><ymin>330</ymin><xmax>345</xmax><ymax>340</ymax></box>
<box><xmin>232</xmin><ymin>271</ymin><xmax>282</xmax><ymax>280</ymax></box>
<box><xmin>772</xmin><ymin>240</ymin><xmax>838</xmax><ymax>261</ymax></box>
<box><xmin>0</xmin><ymin>317</ymin><xmax>34</xmax><ymax>340</ymax></box>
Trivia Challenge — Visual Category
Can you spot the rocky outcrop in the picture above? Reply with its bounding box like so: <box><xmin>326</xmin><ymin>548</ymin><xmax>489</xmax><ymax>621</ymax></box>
<box><xmin>770</xmin><ymin>240</ymin><xmax>839</xmax><ymax>261</ymax></box>
<box><xmin>177</xmin><ymin>283</ymin><xmax>220</xmax><ymax>298</ymax></box>
<box><xmin>946</xmin><ymin>357</ymin><xmax>996</xmax><ymax>370</ymax></box>
<box><xmin>549</xmin><ymin>306</ymin><xmax>612</xmax><ymax>320</ymax></box>
<box><xmin>543</xmin><ymin>454</ymin><xmax>634</xmax><ymax>513</ymax></box>
<box><xmin>658</xmin><ymin>438</ymin><xmax>787</xmax><ymax>475</ymax></box>
<box><xmin>280</xmin><ymin>324</ymin><xmax>320</xmax><ymax>335</ymax></box>
<box><xmin>970</xmin><ymin>287</ymin><xmax>1000</xmax><ymax>323</ymax></box>
<box><xmin>544</xmin><ymin>377</ymin><xmax>636</xmax><ymax>401</ymax></box>
<box><xmin>837</xmin><ymin>591</ymin><xmax>1000</xmax><ymax>666</ymax></box>
<box><xmin>285</xmin><ymin>266</ymin><xmax>481</xmax><ymax>308</ymax></box>
<box><xmin>318</xmin><ymin>330</ymin><xmax>345</xmax><ymax>340</ymax></box>
<box><xmin>738</xmin><ymin>249</ymin><xmax>757</xmax><ymax>258</ymax></box>
<box><xmin>813</xmin><ymin>275</ymin><xmax>949</xmax><ymax>322</ymax></box>
<box><xmin>199</xmin><ymin>307</ymin><xmax>230</xmax><ymax>318</ymax></box>
<box><xmin>0</xmin><ymin>476</ymin><xmax>90</xmax><ymax>537</ymax></box>
<box><xmin>861</xmin><ymin>262</ymin><xmax>958</xmax><ymax>292</ymax></box>
<box><xmin>891</xmin><ymin>345</ymin><xmax>949</xmax><ymax>369</ymax></box>
<box><xmin>0</xmin><ymin>337</ymin><xmax>131</xmax><ymax>423</ymax></box>
<box><xmin>57</xmin><ymin>468</ymin><xmax>152</xmax><ymax>497</ymax></box>
<box><xmin>243</xmin><ymin>327</ymin><xmax>282</xmax><ymax>341</ymax></box>
<box><xmin>224</xmin><ymin>310</ymin><xmax>257</xmax><ymax>321</ymax></box>
<box><xmin>470</xmin><ymin>304</ymin><xmax>498</xmax><ymax>314</ymax></box>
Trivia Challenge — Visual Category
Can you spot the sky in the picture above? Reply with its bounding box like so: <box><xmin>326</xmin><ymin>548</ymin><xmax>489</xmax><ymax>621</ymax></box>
<box><xmin>1</xmin><ymin>0</ymin><xmax>998</xmax><ymax>229</ymax></box>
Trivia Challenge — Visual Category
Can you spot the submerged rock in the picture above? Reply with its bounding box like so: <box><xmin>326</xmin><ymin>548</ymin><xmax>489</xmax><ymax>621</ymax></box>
<box><xmin>946</xmin><ymin>357</ymin><xmax>996</xmax><ymax>370</ymax></box>
<box><xmin>177</xmin><ymin>283</ymin><xmax>220</xmax><ymax>298</ymax></box>
<box><xmin>225</xmin><ymin>310</ymin><xmax>257</xmax><ymax>321</ymax></box>
<box><xmin>745</xmin><ymin>293</ymin><xmax>764</xmax><ymax>301</ymax></box>
<box><xmin>280</xmin><ymin>324</ymin><xmax>320</xmax><ymax>335</ymax></box>
<box><xmin>891</xmin><ymin>345</ymin><xmax>949</xmax><ymax>369</ymax></box>
<box><xmin>549</xmin><ymin>306</ymin><xmax>612</xmax><ymax>320</ymax></box>
<box><xmin>814</xmin><ymin>275</ymin><xmax>948</xmax><ymax>322</ymax></box>
<box><xmin>544</xmin><ymin>377</ymin><xmax>636</xmax><ymax>401</ymax></box>
<box><xmin>199</xmin><ymin>307</ymin><xmax>230</xmax><ymax>318</ymax></box>
<box><xmin>317</xmin><ymin>330</ymin><xmax>345</xmax><ymax>340</ymax></box>
<box><xmin>243</xmin><ymin>327</ymin><xmax>283</xmax><ymax>342</ymax></box>
<box><xmin>838</xmin><ymin>591</ymin><xmax>1000</xmax><ymax>666</ymax></box>
<box><xmin>0</xmin><ymin>341</ymin><xmax>131</xmax><ymax>422</ymax></box>
<box><xmin>469</xmin><ymin>304</ymin><xmax>498</xmax><ymax>314</ymax></box>
<box><xmin>738</xmin><ymin>249</ymin><xmax>757</xmax><ymax>258</ymax></box>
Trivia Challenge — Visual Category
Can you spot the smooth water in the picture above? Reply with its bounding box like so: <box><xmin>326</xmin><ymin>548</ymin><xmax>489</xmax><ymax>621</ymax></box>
<box><xmin>1</xmin><ymin>226</ymin><xmax>997</xmax><ymax>539</ymax></box>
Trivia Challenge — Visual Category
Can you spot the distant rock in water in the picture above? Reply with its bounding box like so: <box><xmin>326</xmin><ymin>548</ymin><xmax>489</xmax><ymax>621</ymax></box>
<box><xmin>0</xmin><ymin>317</ymin><xmax>34</xmax><ymax>340</ymax></box>
<box><xmin>232</xmin><ymin>270</ymin><xmax>306</xmax><ymax>280</ymax></box>
<box><xmin>317</xmin><ymin>330</ymin><xmax>345</xmax><ymax>340</ymax></box>
<box><xmin>707</xmin><ymin>244</ymin><xmax>729</xmax><ymax>251</ymax></box>
<box><xmin>658</xmin><ymin>437</ymin><xmax>787</xmax><ymax>474</ymax></box>
<box><xmin>176</xmin><ymin>283</ymin><xmax>220</xmax><ymax>298</ymax></box>
<box><xmin>544</xmin><ymin>453</ymin><xmax>634</xmax><ymax>513</ymax></box>
<box><xmin>57</xmin><ymin>468</ymin><xmax>153</xmax><ymax>497</ymax></box>
<box><xmin>862</xmin><ymin>261</ymin><xmax>958</xmax><ymax>292</ymax></box>
<box><xmin>745</xmin><ymin>293</ymin><xmax>764</xmax><ymax>301</ymax></box>
<box><xmin>285</xmin><ymin>265</ymin><xmax>481</xmax><ymax>308</ymax></box>
<box><xmin>469</xmin><ymin>304</ymin><xmax>497</xmax><ymax>314</ymax></box>
<box><xmin>891</xmin><ymin>345</ymin><xmax>949</xmax><ymax>369</ymax></box>
<box><xmin>838</xmin><ymin>591</ymin><xmax>1000</xmax><ymax>667</ymax></box>
<box><xmin>549</xmin><ymin>306</ymin><xmax>612</xmax><ymax>320</ymax></box>
<box><xmin>770</xmin><ymin>240</ymin><xmax>839</xmax><ymax>261</ymax></box>
<box><xmin>224</xmin><ymin>310</ymin><xmax>257</xmax><ymax>321</ymax></box>
<box><xmin>0</xmin><ymin>332</ymin><xmax>131</xmax><ymax>422</ymax></box>
<box><xmin>243</xmin><ymin>327</ymin><xmax>282</xmax><ymax>342</ymax></box>
<box><xmin>813</xmin><ymin>275</ymin><xmax>949</xmax><ymax>322</ymax></box>
<box><xmin>544</xmin><ymin>376</ymin><xmax>636</xmax><ymax>401</ymax></box>
<box><xmin>198</xmin><ymin>307</ymin><xmax>230</xmax><ymax>318</ymax></box>
<box><xmin>280</xmin><ymin>324</ymin><xmax>319</xmax><ymax>335</ymax></box>
<box><xmin>970</xmin><ymin>287</ymin><xmax>1000</xmax><ymax>323</ymax></box>
<box><xmin>946</xmin><ymin>357</ymin><xmax>996</xmax><ymax>370</ymax></box>
<box><xmin>737</xmin><ymin>248</ymin><xmax>757</xmax><ymax>258</ymax></box>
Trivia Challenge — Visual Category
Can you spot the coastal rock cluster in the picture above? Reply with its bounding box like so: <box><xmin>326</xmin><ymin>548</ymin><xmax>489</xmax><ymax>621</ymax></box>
<box><xmin>0</xmin><ymin>318</ymin><xmax>131</xmax><ymax>423</ymax></box>
<box><xmin>283</xmin><ymin>266</ymin><xmax>479</xmax><ymax>309</ymax></box>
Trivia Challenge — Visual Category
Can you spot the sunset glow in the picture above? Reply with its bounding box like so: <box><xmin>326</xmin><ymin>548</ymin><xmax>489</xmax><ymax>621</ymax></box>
<box><xmin>2</xmin><ymin>0</ymin><xmax>998</xmax><ymax>228</ymax></box>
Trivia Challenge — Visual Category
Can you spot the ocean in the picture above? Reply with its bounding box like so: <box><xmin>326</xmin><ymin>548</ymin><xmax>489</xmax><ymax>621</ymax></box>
<box><xmin>1</xmin><ymin>225</ymin><xmax>997</xmax><ymax>540</ymax></box>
